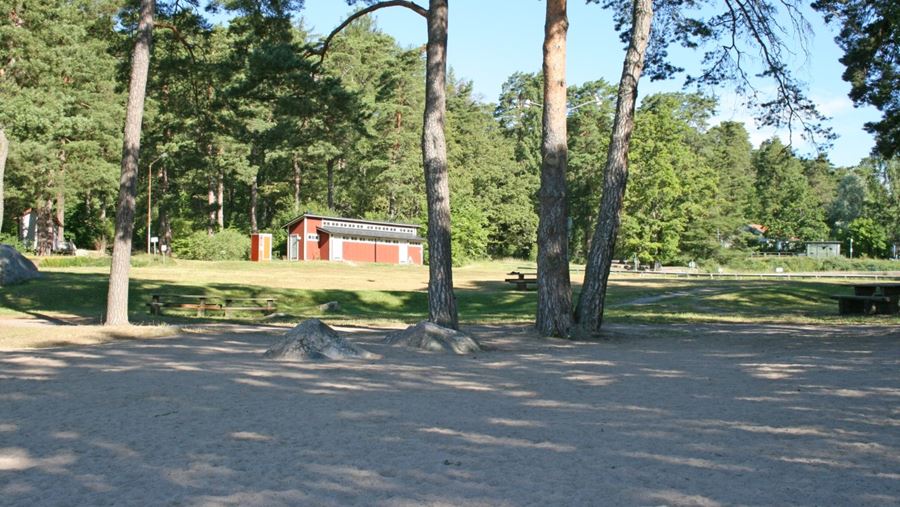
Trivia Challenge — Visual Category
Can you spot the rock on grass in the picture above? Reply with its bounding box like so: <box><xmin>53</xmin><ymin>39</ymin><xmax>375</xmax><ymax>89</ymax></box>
<box><xmin>264</xmin><ymin>319</ymin><xmax>377</xmax><ymax>361</ymax></box>
<box><xmin>0</xmin><ymin>244</ymin><xmax>40</xmax><ymax>286</ymax></box>
<box><xmin>384</xmin><ymin>321</ymin><xmax>482</xmax><ymax>354</ymax></box>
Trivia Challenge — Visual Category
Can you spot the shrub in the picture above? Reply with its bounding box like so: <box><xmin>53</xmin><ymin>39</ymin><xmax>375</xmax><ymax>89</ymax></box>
<box><xmin>0</xmin><ymin>233</ymin><xmax>27</xmax><ymax>253</ymax></box>
<box><xmin>172</xmin><ymin>229</ymin><xmax>250</xmax><ymax>261</ymax></box>
<box><xmin>37</xmin><ymin>254</ymin><xmax>168</xmax><ymax>268</ymax></box>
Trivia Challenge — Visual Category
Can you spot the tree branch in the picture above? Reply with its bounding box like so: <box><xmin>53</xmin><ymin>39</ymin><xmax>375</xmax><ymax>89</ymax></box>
<box><xmin>308</xmin><ymin>1</ymin><xmax>428</xmax><ymax>64</ymax></box>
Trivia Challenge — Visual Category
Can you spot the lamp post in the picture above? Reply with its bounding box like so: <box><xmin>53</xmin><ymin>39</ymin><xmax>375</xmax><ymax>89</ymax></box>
<box><xmin>147</xmin><ymin>153</ymin><xmax>167</xmax><ymax>254</ymax></box>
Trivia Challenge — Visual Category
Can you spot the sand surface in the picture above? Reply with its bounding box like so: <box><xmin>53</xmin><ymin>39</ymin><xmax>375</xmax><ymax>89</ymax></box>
<box><xmin>1</xmin><ymin>323</ymin><xmax>898</xmax><ymax>506</ymax></box>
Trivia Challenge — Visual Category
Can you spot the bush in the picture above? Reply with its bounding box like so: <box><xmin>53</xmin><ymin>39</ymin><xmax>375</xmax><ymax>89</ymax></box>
<box><xmin>715</xmin><ymin>255</ymin><xmax>898</xmax><ymax>273</ymax></box>
<box><xmin>37</xmin><ymin>254</ymin><xmax>169</xmax><ymax>268</ymax></box>
<box><xmin>172</xmin><ymin>229</ymin><xmax>250</xmax><ymax>261</ymax></box>
<box><xmin>0</xmin><ymin>233</ymin><xmax>27</xmax><ymax>253</ymax></box>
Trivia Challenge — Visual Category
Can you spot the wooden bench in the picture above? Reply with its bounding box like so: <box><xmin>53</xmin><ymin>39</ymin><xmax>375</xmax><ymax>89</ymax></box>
<box><xmin>505</xmin><ymin>271</ymin><xmax>537</xmax><ymax>291</ymax></box>
<box><xmin>829</xmin><ymin>282</ymin><xmax>900</xmax><ymax>315</ymax></box>
<box><xmin>829</xmin><ymin>294</ymin><xmax>896</xmax><ymax>315</ymax></box>
<box><xmin>223</xmin><ymin>297</ymin><xmax>277</xmax><ymax>317</ymax></box>
<box><xmin>148</xmin><ymin>294</ymin><xmax>277</xmax><ymax>317</ymax></box>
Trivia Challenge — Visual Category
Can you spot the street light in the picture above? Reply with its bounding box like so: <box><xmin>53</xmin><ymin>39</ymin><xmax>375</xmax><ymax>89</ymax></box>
<box><xmin>147</xmin><ymin>152</ymin><xmax>167</xmax><ymax>255</ymax></box>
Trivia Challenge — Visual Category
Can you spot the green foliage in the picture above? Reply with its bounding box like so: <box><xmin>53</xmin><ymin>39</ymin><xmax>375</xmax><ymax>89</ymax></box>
<box><xmin>714</xmin><ymin>255</ymin><xmax>898</xmax><ymax>273</ymax></box>
<box><xmin>0</xmin><ymin>233</ymin><xmax>27</xmax><ymax>253</ymax></box>
<box><xmin>813</xmin><ymin>0</ymin><xmax>899</xmax><ymax>158</ymax></box>
<box><xmin>752</xmin><ymin>138</ymin><xmax>829</xmax><ymax>242</ymax></box>
<box><xmin>845</xmin><ymin>217</ymin><xmax>889</xmax><ymax>258</ymax></box>
<box><xmin>450</xmin><ymin>198</ymin><xmax>490</xmax><ymax>266</ymax></box>
<box><xmin>37</xmin><ymin>254</ymin><xmax>168</xmax><ymax>268</ymax></box>
<box><xmin>173</xmin><ymin>229</ymin><xmax>250</xmax><ymax>260</ymax></box>
<box><xmin>619</xmin><ymin>93</ymin><xmax>718</xmax><ymax>263</ymax></box>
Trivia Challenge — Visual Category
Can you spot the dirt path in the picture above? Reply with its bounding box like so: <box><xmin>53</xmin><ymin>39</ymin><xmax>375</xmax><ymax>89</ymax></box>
<box><xmin>1</xmin><ymin>323</ymin><xmax>898</xmax><ymax>506</ymax></box>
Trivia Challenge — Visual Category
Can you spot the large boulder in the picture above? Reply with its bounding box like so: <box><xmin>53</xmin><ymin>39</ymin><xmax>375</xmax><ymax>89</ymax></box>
<box><xmin>264</xmin><ymin>319</ymin><xmax>377</xmax><ymax>361</ymax></box>
<box><xmin>384</xmin><ymin>321</ymin><xmax>482</xmax><ymax>354</ymax></box>
<box><xmin>0</xmin><ymin>244</ymin><xmax>40</xmax><ymax>286</ymax></box>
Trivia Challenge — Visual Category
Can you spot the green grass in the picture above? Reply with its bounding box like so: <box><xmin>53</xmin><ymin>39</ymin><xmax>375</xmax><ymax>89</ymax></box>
<box><xmin>1</xmin><ymin>259</ymin><xmax>896</xmax><ymax>326</ymax></box>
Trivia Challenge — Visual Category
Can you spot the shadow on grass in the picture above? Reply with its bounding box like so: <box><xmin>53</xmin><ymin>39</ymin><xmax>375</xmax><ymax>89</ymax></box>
<box><xmin>0</xmin><ymin>272</ymin><xmax>540</xmax><ymax>325</ymax></box>
<box><xmin>2</xmin><ymin>272</ymin><xmax>893</xmax><ymax>326</ymax></box>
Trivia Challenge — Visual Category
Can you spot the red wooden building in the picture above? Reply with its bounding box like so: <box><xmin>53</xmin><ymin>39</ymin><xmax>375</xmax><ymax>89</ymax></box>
<box><xmin>283</xmin><ymin>214</ymin><xmax>424</xmax><ymax>265</ymax></box>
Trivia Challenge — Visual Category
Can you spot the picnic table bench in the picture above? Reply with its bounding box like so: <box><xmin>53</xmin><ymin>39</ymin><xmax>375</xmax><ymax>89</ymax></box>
<box><xmin>148</xmin><ymin>294</ymin><xmax>277</xmax><ymax>317</ymax></box>
<box><xmin>505</xmin><ymin>271</ymin><xmax>537</xmax><ymax>291</ymax></box>
<box><xmin>829</xmin><ymin>283</ymin><xmax>900</xmax><ymax>315</ymax></box>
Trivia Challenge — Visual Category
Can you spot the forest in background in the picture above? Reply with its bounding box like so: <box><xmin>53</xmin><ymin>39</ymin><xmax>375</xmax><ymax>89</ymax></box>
<box><xmin>1</xmin><ymin>1</ymin><xmax>898</xmax><ymax>264</ymax></box>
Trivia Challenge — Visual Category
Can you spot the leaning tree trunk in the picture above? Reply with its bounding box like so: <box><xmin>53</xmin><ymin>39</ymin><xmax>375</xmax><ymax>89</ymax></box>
<box><xmin>106</xmin><ymin>0</ymin><xmax>154</xmax><ymax>326</ymax></box>
<box><xmin>0</xmin><ymin>128</ymin><xmax>7</xmax><ymax>234</ymax></box>
<box><xmin>536</xmin><ymin>0</ymin><xmax>572</xmax><ymax>338</ymax></box>
<box><xmin>422</xmin><ymin>0</ymin><xmax>458</xmax><ymax>329</ymax></box>
<box><xmin>573</xmin><ymin>0</ymin><xmax>652</xmax><ymax>337</ymax></box>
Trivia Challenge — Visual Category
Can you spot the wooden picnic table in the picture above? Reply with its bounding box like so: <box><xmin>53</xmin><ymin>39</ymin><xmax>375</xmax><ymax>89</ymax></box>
<box><xmin>148</xmin><ymin>294</ymin><xmax>277</xmax><ymax>317</ymax></box>
<box><xmin>830</xmin><ymin>282</ymin><xmax>900</xmax><ymax>315</ymax></box>
<box><xmin>505</xmin><ymin>271</ymin><xmax>537</xmax><ymax>291</ymax></box>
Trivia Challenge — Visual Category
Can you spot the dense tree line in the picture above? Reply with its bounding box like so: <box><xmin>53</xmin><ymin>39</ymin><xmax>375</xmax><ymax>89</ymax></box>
<box><xmin>1</xmin><ymin>1</ymin><xmax>896</xmax><ymax>268</ymax></box>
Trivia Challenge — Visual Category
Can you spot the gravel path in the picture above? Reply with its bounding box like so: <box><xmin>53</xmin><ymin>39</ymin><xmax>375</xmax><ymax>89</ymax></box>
<box><xmin>1</xmin><ymin>323</ymin><xmax>898</xmax><ymax>506</ymax></box>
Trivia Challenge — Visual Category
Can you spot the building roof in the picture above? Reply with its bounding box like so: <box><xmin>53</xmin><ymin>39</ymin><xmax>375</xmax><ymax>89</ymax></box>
<box><xmin>317</xmin><ymin>226</ymin><xmax>423</xmax><ymax>243</ymax></box>
<box><xmin>283</xmin><ymin>213</ymin><xmax>421</xmax><ymax>230</ymax></box>
<box><xmin>746</xmin><ymin>223</ymin><xmax>768</xmax><ymax>234</ymax></box>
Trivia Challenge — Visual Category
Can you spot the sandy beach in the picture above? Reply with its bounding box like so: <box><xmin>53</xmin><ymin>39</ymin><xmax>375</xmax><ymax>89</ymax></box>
<box><xmin>1</xmin><ymin>323</ymin><xmax>898</xmax><ymax>506</ymax></box>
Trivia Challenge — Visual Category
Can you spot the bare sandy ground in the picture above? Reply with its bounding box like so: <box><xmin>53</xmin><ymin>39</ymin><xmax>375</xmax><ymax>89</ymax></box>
<box><xmin>1</xmin><ymin>323</ymin><xmax>898</xmax><ymax>506</ymax></box>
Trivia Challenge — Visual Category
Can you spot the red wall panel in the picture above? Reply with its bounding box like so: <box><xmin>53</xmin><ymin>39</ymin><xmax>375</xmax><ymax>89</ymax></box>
<box><xmin>409</xmin><ymin>245</ymin><xmax>423</xmax><ymax>265</ymax></box>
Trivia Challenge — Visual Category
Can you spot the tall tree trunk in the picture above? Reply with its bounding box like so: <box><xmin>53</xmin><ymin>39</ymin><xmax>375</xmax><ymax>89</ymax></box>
<box><xmin>422</xmin><ymin>0</ymin><xmax>458</xmax><ymax>329</ymax></box>
<box><xmin>536</xmin><ymin>0</ymin><xmax>572</xmax><ymax>338</ymax></box>
<box><xmin>158</xmin><ymin>162</ymin><xmax>171</xmax><ymax>255</ymax></box>
<box><xmin>106</xmin><ymin>0</ymin><xmax>153</xmax><ymax>326</ymax></box>
<box><xmin>216</xmin><ymin>168</ymin><xmax>224</xmax><ymax>229</ymax></box>
<box><xmin>250</xmin><ymin>176</ymin><xmax>258</xmax><ymax>234</ymax></box>
<box><xmin>0</xmin><ymin>129</ymin><xmax>7</xmax><ymax>234</ymax></box>
<box><xmin>292</xmin><ymin>152</ymin><xmax>301</xmax><ymax>213</ymax></box>
<box><xmin>37</xmin><ymin>200</ymin><xmax>53</xmax><ymax>256</ymax></box>
<box><xmin>207</xmin><ymin>174</ymin><xmax>215</xmax><ymax>235</ymax></box>
<box><xmin>326</xmin><ymin>157</ymin><xmax>335</xmax><ymax>210</ymax></box>
<box><xmin>55</xmin><ymin>190</ymin><xmax>64</xmax><ymax>249</ymax></box>
<box><xmin>574</xmin><ymin>0</ymin><xmax>652</xmax><ymax>336</ymax></box>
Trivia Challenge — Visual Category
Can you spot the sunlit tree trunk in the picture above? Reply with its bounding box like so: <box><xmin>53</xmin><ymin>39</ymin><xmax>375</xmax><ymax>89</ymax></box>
<box><xmin>422</xmin><ymin>0</ymin><xmax>457</xmax><ymax>329</ymax></box>
<box><xmin>292</xmin><ymin>152</ymin><xmax>301</xmax><ymax>213</ymax></box>
<box><xmin>327</xmin><ymin>157</ymin><xmax>336</xmax><ymax>210</ymax></box>
<box><xmin>574</xmin><ymin>0</ymin><xmax>652</xmax><ymax>336</ymax></box>
<box><xmin>536</xmin><ymin>0</ymin><xmax>572</xmax><ymax>338</ymax></box>
<box><xmin>0</xmin><ymin>129</ymin><xmax>7</xmax><ymax>234</ymax></box>
<box><xmin>158</xmin><ymin>162</ymin><xmax>171</xmax><ymax>254</ymax></box>
<box><xmin>36</xmin><ymin>200</ymin><xmax>53</xmax><ymax>256</ymax></box>
<box><xmin>55</xmin><ymin>190</ymin><xmax>64</xmax><ymax>249</ymax></box>
<box><xmin>207</xmin><ymin>174</ymin><xmax>215</xmax><ymax>235</ymax></box>
<box><xmin>250</xmin><ymin>176</ymin><xmax>258</xmax><ymax>234</ymax></box>
<box><xmin>106</xmin><ymin>0</ymin><xmax>154</xmax><ymax>326</ymax></box>
<box><xmin>216</xmin><ymin>168</ymin><xmax>224</xmax><ymax>229</ymax></box>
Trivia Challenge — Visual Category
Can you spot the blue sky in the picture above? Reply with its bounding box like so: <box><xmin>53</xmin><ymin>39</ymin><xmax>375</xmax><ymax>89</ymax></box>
<box><xmin>294</xmin><ymin>0</ymin><xmax>879</xmax><ymax>167</ymax></box>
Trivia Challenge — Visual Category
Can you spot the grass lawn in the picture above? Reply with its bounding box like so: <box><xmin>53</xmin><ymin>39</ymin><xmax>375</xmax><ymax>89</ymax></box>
<box><xmin>2</xmin><ymin>258</ymin><xmax>897</xmax><ymax>332</ymax></box>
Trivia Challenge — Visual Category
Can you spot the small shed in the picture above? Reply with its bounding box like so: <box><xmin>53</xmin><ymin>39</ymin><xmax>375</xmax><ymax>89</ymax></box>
<box><xmin>250</xmin><ymin>233</ymin><xmax>272</xmax><ymax>262</ymax></box>
<box><xmin>806</xmin><ymin>241</ymin><xmax>841</xmax><ymax>258</ymax></box>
